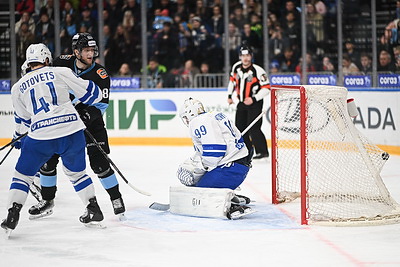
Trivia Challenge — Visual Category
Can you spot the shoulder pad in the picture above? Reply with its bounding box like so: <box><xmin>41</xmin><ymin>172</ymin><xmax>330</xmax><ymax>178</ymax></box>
<box><xmin>96</xmin><ymin>68</ymin><xmax>109</xmax><ymax>79</ymax></box>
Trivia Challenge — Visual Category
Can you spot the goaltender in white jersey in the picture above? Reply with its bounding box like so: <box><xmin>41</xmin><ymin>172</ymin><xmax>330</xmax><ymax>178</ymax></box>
<box><xmin>178</xmin><ymin>98</ymin><xmax>250</xmax><ymax>189</ymax></box>
<box><xmin>1</xmin><ymin>43</ymin><xmax>104</xmax><ymax>236</ymax></box>
<box><xmin>170</xmin><ymin>98</ymin><xmax>254</xmax><ymax>220</ymax></box>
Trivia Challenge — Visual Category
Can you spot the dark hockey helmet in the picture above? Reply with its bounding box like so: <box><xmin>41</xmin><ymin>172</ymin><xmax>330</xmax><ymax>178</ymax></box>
<box><xmin>239</xmin><ymin>41</ymin><xmax>253</xmax><ymax>57</ymax></box>
<box><xmin>71</xmin><ymin>33</ymin><xmax>99</xmax><ymax>57</ymax></box>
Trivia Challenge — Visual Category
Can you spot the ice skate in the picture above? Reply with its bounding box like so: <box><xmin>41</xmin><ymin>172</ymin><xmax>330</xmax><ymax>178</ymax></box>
<box><xmin>231</xmin><ymin>194</ymin><xmax>251</xmax><ymax>205</ymax></box>
<box><xmin>1</xmin><ymin>202</ymin><xmax>23</xmax><ymax>238</ymax></box>
<box><xmin>111</xmin><ymin>197</ymin><xmax>126</xmax><ymax>220</ymax></box>
<box><xmin>253</xmin><ymin>153</ymin><xmax>269</xmax><ymax>159</ymax></box>
<box><xmin>80</xmin><ymin>197</ymin><xmax>105</xmax><ymax>228</ymax></box>
<box><xmin>28</xmin><ymin>200</ymin><xmax>54</xmax><ymax>220</ymax></box>
<box><xmin>226</xmin><ymin>204</ymin><xmax>256</xmax><ymax>220</ymax></box>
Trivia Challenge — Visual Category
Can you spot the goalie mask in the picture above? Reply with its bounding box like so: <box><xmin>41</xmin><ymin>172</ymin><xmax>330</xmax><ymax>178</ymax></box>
<box><xmin>72</xmin><ymin>32</ymin><xmax>99</xmax><ymax>58</ymax></box>
<box><xmin>26</xmin><ymin>43</ymin><xmax>53</xmax><ymax>66</ymax></box>
<box><xmin>179</xmin><ymin>98</ymin><xmax>205</xmax><ymax>127</ymax></box>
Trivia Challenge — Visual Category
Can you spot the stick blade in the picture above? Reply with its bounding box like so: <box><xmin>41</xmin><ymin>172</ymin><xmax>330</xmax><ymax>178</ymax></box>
<box><xmin>149</xmin><ymin>202</ymin><xmax>170</xmax><ymax>211</ymax></box>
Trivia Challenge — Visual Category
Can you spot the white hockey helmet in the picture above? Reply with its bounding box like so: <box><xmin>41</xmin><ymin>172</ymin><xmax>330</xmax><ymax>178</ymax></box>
<box><xmin>179</xmin><ymin>98</ymin><xmax>205</xmax><ymax>126</ymax></box>
<box><xmin>26</xmin><ymin>43</ymin><xmax>53</xmax><ymax>65</ymax></box>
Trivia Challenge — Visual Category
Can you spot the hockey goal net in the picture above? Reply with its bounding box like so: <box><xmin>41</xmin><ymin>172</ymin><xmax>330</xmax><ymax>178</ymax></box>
<box><xmin>271</xmin><ymin>85</ymin><xmax>400</xmax><ymax>225</ymax></box>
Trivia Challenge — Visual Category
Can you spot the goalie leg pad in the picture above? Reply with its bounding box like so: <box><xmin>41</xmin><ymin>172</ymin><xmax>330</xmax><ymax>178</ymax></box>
<box><xmin>169</xmin><ymin>186</ymin><xmax>235</xmax><ymax>218</ymax></box>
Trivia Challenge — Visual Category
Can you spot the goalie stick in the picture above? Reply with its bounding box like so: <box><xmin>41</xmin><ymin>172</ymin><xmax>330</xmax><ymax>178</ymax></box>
<box><xmin>84</xmin><ymin>129</ymin><xmax>151</xmax><ymax>196</ymax></box>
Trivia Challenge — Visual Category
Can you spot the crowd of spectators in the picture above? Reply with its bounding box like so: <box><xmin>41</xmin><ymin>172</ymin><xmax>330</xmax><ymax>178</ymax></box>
<box><xmin>14</xmin><ymin>0</ymin><xmax>400</xmax><ymax>87</ymax></box>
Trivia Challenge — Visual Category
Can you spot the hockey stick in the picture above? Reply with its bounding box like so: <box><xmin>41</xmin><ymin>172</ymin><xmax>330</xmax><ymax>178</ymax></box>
<box><xmin>241</xmin><ymin>109</ymin><xmax>267</xmax><ymax>136</ymax></box>
<box><xmin>84</xmin><ymin>129</ymin><xmax>151</xmax><ymax>196</ymax></box>
<box><xmin>0</xmin><ymin>132</ymin><xmax>28</xmax><ymax>152</ymax></box>
<box><xmin>0</xmin><ymin>146</ymin><xmax>13</xmax><ymax>165</ymax></box>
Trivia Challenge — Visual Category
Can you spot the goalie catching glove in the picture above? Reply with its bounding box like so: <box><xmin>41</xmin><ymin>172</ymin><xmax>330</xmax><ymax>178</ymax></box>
<box><xmin>177</xmin><ymin>156</ymin><xmax>207</xmax><ymax>186</ymax></box>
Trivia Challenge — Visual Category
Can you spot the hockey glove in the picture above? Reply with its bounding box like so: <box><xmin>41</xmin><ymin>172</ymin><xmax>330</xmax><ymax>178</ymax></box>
<box><xmin>78</xmin><ymin>108</ymin><xmax>91</xmax><ymax>124</ymax></box>
<box><xmin>177</xmin><ymin>157</ymin><xmax>206</xmax><ymax>186</ymax></box>
<box><xmin>12</xmin><ymin>132</ymin><xmax>25</xmax><ymax>149</ymax></box>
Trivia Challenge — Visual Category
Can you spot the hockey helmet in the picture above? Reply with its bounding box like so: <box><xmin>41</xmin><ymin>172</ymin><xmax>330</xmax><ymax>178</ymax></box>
<box><xmin>179</xmin><ymin>98</ymin><xmax>205</xmax><ymax>127</ymax></box>
<box><xmin>239</xmin><ymin>44</ymin><xmax>253</xmax><ymax>57</ymax></box>
<box><xmin>71</xmin><ymin>33</ymin><xmax>99</xmax><ymax>57</ymax></box>
<box><xmin>26</xmin><ymin>43</ymin><xmax>53</xmax><ymax>65</ymax></box>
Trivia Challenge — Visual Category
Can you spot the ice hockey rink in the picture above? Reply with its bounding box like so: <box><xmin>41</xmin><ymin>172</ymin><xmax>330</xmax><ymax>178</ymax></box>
<box><xmin>0</xmin><ymin>145</ymin><xmax>399</xmax><ymax>267</ymax></box>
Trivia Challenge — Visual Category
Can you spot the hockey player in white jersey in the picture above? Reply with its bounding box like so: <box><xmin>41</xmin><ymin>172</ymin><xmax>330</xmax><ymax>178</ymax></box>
<box><xmin>1</xmin><ymin>43</ymin><xmax>104</xmax><ymax>236</ymax></box>
<box><xmin>177</xmin><ymin>98</ymin><xmax>253</xmax><ymax>218</ymax></box>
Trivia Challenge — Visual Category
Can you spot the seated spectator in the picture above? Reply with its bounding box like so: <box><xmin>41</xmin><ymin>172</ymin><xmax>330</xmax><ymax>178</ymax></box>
<box><xmin>359</xmin><ymin>53</ymin><xmax>372</xmax><ymax>74</ymax></box>
<box><xmin>322</xmin><ymin>56</ymin><xmax>335</xmax><ymax>73</ymax></box>
<box><xmin>118</xmin><ymin>63</ymin><xmax>132</xmax><ymax>77</ymax></box>
<box><xmin>60</xmin><ymin>13</ymin><xmax>77</xmax><ymax>54</ymax></box>
<box><xmin>153</xmin><ymin>8</ymin><xmax>173</xmax><ymax>32</ymax></box>
<box><xmin>342</xmin><ymin>53</ymin><xmax>360</xmax><ymax>75</ymax></box>
<box><xmin>153</xmin><ymin>21</ymin><xmax>180</xmax><ymax>70</ymax></box>
<box><xmin>344</xmin><ymin>38</ymin><xmax>361</xmax><ymax>69</ymax></box>
<box><xmin>230</xmin><ymin>5</ymin><xmax>247</xmax><ymax>30</ymax></box>
<box><xmin>35</xmin><ymin>12</ymin><xmax>55</xmax><ymax>53</ymax></box>
<box><xmin>16</xmin><ymin>22</ymin><xmax>35</xmax><ymax>72</ymax></box>
<box><xmin>270</xmin><ymin>60</ymin><xmax>281</xmax><ymax>74</ymax></box>
<box><xmin>144</xmin><ymin>57</ymin><xmax>167</xmax><ymax>88</ymax></box>
<box><xmin>276</xmin><ymin>47</ymin><xmax>298</xmax><ymax>73</ymax></box>
<box><xmin>15</xmin><ymin>12</ymin><xmax>35</xmax><ymax>35</ymax></box>
<box><xmin>378</xmin><ymin>50</ymin><xmax>397</xmax><ymax>72</ymax></box>
<box><xmin>222</xmin><ymin>23</ymin><xmax>242</xmax><ymax>66</ymax></box>
<box><xmin>269</xmin><ymin>26</ymin><xmax>290</xmax><ymax>61</ymax></box>
<box><xmin>171</xmin><ymin>60</ymin><xmax>200</xmax><ymax>88</ymax></box>
<box><xmin>196</xmin><ymin>62</ymin><xmax>218</xmax><ymax>88</ymax></box>
<box><xmin>79</xmin><ymin>6</ymin><xmax>97</xmax><ymax>37</ymax></box>
<box><xmin>16</xmin><ymin>0</ymin><xmax>35</xmax><ymax>16</ymax></box>
<box><xmin>393</xmin><ymin>46</ymin><xmax>400</xmax><ymax>71</ymax></box>
<box><xmin>295</xmin><ymin>52</ymin><xmax>317</xmax><ymax>74</ymax></box>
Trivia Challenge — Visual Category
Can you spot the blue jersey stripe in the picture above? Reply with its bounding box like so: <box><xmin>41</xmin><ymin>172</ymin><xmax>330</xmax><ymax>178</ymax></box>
<box><xmin>203</xmin><ymin>151</ymin><xmax>225</xmax><ymax>157</ymax></box>
<box><xmin>85</xmin><ymin>84</ymin><xmax>100</xmax><ymax>106</ymax></box>
<box><xmin>78</xmin><ymin>80</ymin><xmax>95</xmax><ymax>104</ymax></box>
<box><xmin>202</xmin><ymin>144</ymin><xmax>227</xmax><ymax>151</ymax></box>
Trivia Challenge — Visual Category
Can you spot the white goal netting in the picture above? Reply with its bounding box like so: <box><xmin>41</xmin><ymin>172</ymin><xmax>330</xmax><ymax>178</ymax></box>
<box><xmin>271</xmin><ymin>85</ymin><xmax>400</xmax><ymax>225</ymax></box>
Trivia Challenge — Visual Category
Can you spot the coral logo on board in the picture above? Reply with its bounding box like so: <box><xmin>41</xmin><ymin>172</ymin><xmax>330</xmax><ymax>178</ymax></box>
<box><xmin>105</xmin><ymin>99</ymin><xmax>177</xmax><ymax>130</ymax></box>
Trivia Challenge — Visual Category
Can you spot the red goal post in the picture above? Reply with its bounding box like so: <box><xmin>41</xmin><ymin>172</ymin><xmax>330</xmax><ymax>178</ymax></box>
<box><xmin>270</xmin><ymin>85</ymin><xmax>400</xmax><ymax>226</ymax></box>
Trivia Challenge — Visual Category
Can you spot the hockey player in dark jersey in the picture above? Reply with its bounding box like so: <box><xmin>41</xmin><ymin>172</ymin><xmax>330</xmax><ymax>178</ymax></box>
<box><xmin>29</xmin><ymin>33</ymin><xmax>126</xmax><ymax>219</ymax></box>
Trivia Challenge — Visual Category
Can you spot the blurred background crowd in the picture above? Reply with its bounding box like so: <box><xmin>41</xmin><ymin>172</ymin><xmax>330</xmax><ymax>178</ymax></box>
<box><xmin>4</xmin><ymin>0</ymin><xmax>400</xmax><ymax>87</ymax></box>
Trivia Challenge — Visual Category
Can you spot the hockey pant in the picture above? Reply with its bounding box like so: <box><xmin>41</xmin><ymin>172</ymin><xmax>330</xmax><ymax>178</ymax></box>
<box><xmin>195</xmin><ymin>162</ymin><xmax>250</xmax><ymax>190</ymax></box>
<box><xmin>7</xmin><ymin>130</ymin><xmax>96</xmax><ymax>209</ymax></box>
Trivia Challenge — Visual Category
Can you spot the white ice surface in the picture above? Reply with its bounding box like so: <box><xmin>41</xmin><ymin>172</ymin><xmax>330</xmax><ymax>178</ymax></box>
<box><xmin>0</xmin><ymin>145</ymin><xmax>399</xmax><ymax>267</ymax></box>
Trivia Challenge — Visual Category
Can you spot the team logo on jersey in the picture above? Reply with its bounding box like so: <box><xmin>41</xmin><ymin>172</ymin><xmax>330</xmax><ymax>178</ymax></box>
<box><xmin>247</xmin><ymin>74</ymin><xmax>253</xmax><ymax>82</ymax></box>
<box><xmin>260</xmin><ymin>74</ymin><xmax>268</xmax><ymax>82</ymax></box>
<box><xmin>97</xmin><ymin>68</ymin><xmax>108</xmax><ymax>79</ymax></box>
<box><xmin>59</xmin><ymin>55</ymin><xmax>72</xmax><ymax>60</ymax></box>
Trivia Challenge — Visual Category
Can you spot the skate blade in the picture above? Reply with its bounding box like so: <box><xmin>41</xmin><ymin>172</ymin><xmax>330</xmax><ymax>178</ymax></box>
<box><xmin>229</xmin><ymin>209</ymin><xmax>257</xmax><ymax>220</ymax></box>
<box><xmin>28</xmin><ymin>209</ymin><xmax>53</xmax><ymax>220</ymax></box>
<box><xmin>84</xmin><ymin>222</ymin><xmax>107</xmax><ymax>229</ymax></box>
<box><xmin>118</xmin><ymin>213</ymin><xmax>127</xmax><ymax>221</ymax></box>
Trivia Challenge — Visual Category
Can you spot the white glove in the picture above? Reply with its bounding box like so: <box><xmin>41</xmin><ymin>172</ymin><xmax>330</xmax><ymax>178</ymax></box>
<box><xmin>177</xmin><ymin>157</ymin><xmax>206</xmax><ymax>186</ymax></box>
